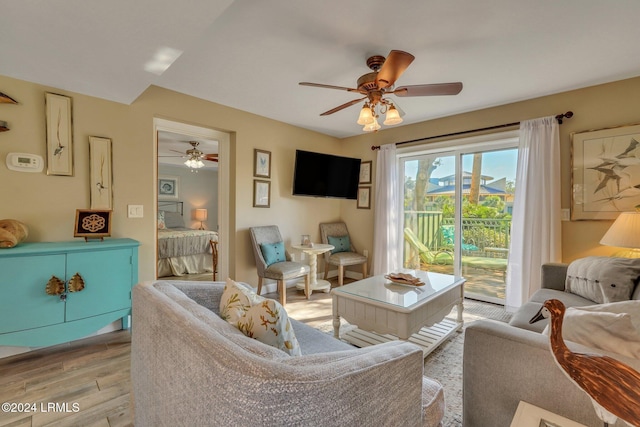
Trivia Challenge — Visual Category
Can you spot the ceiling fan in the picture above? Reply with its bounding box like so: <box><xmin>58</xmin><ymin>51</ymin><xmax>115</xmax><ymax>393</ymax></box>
<box><xmin>160</xmin><ymin>141</ymin><xmax>218</xmax><ymax>170</ymax></box>
<box><xmin>299</xmin><ymin>50</ymin><xmax>462</xmax><ymax>131</ymax></box>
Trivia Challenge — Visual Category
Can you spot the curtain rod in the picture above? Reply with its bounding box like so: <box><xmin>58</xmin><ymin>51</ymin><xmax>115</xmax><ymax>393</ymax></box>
<box><xmin>370</xmin><ymin>111</ymin><xmax>573</xmax><ymax>150</ymax></box>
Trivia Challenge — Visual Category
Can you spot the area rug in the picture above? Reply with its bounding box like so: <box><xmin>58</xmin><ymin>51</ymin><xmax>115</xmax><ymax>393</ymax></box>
<box><xmin>315</xmin><ymin>299</ymin><xmax>512</xmax><ymax>427</ymax></box>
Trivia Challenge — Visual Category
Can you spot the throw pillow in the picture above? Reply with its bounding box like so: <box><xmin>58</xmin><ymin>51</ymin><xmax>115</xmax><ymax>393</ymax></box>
<box><xmin>328</xmin><ymin>235</ymin><xmax>350</xmax><ymax>254</ymax></box>
<box><xmin>260</xmin><ymin>241</ymin><xmax>286</xmax><ymax>266</ymax></box>
<box><xmin>236</xmin><ymin>298</ymin><xmax>302</xmax><ymax>357</ymax></box>
<box><xmin>163</xmin><ymin>211</ymin><xmax>185</xmax><ymax>228</ymax></box>
<box><xmin>564</xmin><ymin>256</ymin><xmax>640</xmax><ymax>304</ymax></box>
<box><xmin>219</xmin><ymin>278</ymin><xmax>262</xmax><ymax>325</ymax></box>
<box><xmin>219</xmin><ymin>278</ymin><xmax>301</xmax><ymax>356</ymax></box>
<box><xmin>542</xmin><ymin>304</ymin><xmax>640</xmax><ymax>358</ymax></box>
<box><xmin>157</xmin><ymin>211</ymin><xmax>166</xmax><ymax>229</ymax></box>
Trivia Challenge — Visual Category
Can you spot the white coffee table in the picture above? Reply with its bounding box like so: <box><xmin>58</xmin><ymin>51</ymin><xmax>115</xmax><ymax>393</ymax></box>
<box><xmin>292</xmin><ymin>243</ymin><xmax>334</xmax><ymax>297</ymax></box>
<box><xmin>331</xmin><ymin>270</ymin><xmax>465</xmax><ymax>357</ymax></box>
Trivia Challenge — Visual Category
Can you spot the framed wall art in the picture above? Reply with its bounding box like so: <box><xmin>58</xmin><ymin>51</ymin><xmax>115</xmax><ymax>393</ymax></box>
<box><xmin>359</xmin><ymin>160</ymin><xmax>372</xmax><ymax>184</ymax></box>
<box><xmin>74</xmin><ymin>209</ymin><xmax>112</xmax><ymax>240</ymax></box>
<box><xmin>254</xmin><ymin>149</ymin><xmax>271</xmax><ymax>178</ymax></box>
<box><xmin>158</xmin><ymin>175</ymin><xmax>179</xmax><ymax>200</ymax></box>
<box><xmin>45</xmin><ymin>92</ymin><xmax>74</xmax><ymax>176</ymax></box>
<box><xmin>357</xmin><ymin>186</ymin><xmax>371</xmax><ymax>209</ymax></box>
<box><xmin>571</xmin><ymin>123</ymin><xmax>640</xmax><ymax>220</ymax></box>
<box><xmin>253</xmin><ymin>179</ymin><xmax>271</xmax><ymax>208</ymax></box>
<box><xmin>89</xmin><ymin>136</ymin><xmax>113</xmax><ymax>209</ymax></box>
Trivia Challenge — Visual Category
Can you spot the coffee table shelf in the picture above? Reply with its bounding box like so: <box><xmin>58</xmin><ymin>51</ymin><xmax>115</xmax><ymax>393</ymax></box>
<box><xmin>343</xmin><ymin>318</ymin><xmax>461</xmax><ymax>357</ymax></box>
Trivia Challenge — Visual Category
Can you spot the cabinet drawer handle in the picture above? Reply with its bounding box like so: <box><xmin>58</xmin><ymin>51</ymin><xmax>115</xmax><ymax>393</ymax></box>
<box><xmin>45</xmin><ymin>276</ymin><xmax>65</xmax><ymax>295</ymax></box>
<box><xmin>68</xmin><ymin>273</ymin><xmax>85</xmax><ymax>292</ymax></box>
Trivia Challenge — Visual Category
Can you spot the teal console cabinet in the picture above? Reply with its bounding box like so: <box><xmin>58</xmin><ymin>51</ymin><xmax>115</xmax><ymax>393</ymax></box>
<box><xmin>0</xmin><ymin>238</ymin><xmax>139</xmax><ymax>347</ymax></box>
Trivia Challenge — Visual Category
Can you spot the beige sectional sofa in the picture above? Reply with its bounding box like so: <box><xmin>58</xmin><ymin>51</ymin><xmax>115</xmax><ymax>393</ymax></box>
<box><xmin>463</xmin><ymin>261</ymin><xmax>640</xmax><ymax>427</ymax></box>
<box><xmin>132</xmin><ymin>280</ymin><xmax>445</xmax><ymax>426</ymax></box>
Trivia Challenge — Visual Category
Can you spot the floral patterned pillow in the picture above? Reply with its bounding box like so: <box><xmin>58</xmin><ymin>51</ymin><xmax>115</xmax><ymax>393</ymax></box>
<box><xmin>157</xmin><ymin>210</ymin><xmax>166</xmax><ymax>230</ymax></box>
<box><xmin>219</xmin><ymin>278</ymin><xmax>301</xmax><ymax>356</ymax></box>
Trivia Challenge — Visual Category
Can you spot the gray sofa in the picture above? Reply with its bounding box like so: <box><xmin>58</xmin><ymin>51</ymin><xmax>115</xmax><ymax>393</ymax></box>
<box><xmin>132</xmin><ymin>280</ymin><xmax>445</xmax><ymax>426</ymax></box>
<box><xmin>463</xmin><ymin>262</ymin><xmax>640</xmax><ymax>427</ymax></box>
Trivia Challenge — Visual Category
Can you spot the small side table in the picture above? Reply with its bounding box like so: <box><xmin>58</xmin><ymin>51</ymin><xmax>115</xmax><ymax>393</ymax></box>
<box><xmin>292</xmin><ymin>243</ymin><xmax>334</xmax><ymax>298</ymax></box>
<box><xmin>510</xmin><ymin>401</ymin><xmax>587</xmax><ymax>427</ymax></box>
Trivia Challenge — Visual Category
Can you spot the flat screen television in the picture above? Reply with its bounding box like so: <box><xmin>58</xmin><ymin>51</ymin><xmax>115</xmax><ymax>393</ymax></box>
<box><xmin>292</xmin><ymin>150</ymin><xmax>361</xmax><ymax>199</ymax></box>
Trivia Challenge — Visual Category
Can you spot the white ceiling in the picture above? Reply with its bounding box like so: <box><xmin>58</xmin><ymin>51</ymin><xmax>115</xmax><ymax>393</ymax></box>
<box><xmin>2</xmin><ymin>1</ymin><xmax>640</xmax><ymax>138</ymax></box>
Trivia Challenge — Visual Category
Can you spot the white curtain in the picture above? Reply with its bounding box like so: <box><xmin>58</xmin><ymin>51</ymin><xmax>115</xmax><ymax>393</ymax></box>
<box><xmin>506</xmin><ymin>116</ymin><xmax>562</xmax><ymax>312</ymax></box>
<box><xmin>373</xmin><ymin>144</ymin><xmax>402</xmax><ymax>275</ymax></box>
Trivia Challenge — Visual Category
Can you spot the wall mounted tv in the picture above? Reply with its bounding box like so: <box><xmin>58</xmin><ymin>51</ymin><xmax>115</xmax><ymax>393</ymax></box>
<box><xmin>292</xmin><ymin>150</ymin><xmax>361</xmax><ymax>200</ymax></box>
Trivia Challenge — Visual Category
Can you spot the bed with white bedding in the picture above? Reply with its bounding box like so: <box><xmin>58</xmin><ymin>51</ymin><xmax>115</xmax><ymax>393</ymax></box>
<box><xmin>157</xmin><ymin>202</ymin><xmax>218</xmax><ymax>277</ymax></box>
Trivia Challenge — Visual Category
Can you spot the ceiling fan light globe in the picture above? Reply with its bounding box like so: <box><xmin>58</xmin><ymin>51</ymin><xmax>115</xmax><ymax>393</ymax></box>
<box><xmin>383</xmin><ymin>105</ymin><xmax>403</xmax><ymax>126</ymax></box>
<box><xmin>356</xmin><ymin>104</ymin><xmax>374</xmax><ymax>125</ymax></box>
<box><xmin>363</xmin><ymin>116</ymin><xmax>381</xmax><ymax>132</ymax></box>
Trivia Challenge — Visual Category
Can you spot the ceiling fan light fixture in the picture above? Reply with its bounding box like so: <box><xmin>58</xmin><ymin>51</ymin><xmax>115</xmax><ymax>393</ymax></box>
<box><xmin>356</xmin><ymin>102</ymin><xmax>374</xmax><ymax>125</ymax></box>
<box><xmin>184</xmin><ymin>157</ymin><xmax>205</xmax><ymax>169</ymax></box>
<box><xmin>383</xmin><ymin>104</ymin><xmax>403</xmax><ymax>126</ymax></box>
<box><xmin>363</xmin><ymin>116</ymin><xmax>381</xmax><ymax>132</ymax></box>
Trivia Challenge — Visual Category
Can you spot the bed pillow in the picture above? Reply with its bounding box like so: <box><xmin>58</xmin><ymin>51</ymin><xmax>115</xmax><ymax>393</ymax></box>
<box><xmin>565</xmin><ymin>256</ymin><xmax>640</xmax><ymax>304</ymax></box>
<box><xmin>543</xmin><ymin>303</ymin><xmax>640</xmax><ymax>358</ymax></box>
<box><xmin>220</xmin><ymin>278</ymin><xmax>301</xmax><ymax>356</ymax></box>
<box><xmin>163</xmin><ymin>211</ymin><xmax>185</xmax><ymax>228</ymax></box>
<box><xmin>157</xmin><ymin>211</ymin><xmax>166</xmax><ymax>229</ymax></box>
<box><xmin>260</xmin><ymin>241</ymin><xmax>286</xmax><ymax>266</ymax></box>
<box><xmin>328</xmin><ymin>235</ymin><xmax>350</xmax><ymax>254</ymax></box>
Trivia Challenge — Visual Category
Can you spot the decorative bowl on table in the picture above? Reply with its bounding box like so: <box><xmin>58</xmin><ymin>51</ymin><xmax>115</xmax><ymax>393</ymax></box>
<box><xmin>384</xmin><ymin>272</ymin><xmax>425</xmax><ymax>287</ymax></box>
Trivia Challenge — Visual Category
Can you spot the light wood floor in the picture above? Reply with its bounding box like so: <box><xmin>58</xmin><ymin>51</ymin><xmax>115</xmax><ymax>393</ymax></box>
<box><xmin>0</xmin><ymin>279</ymin><xmax>348</xmax><ymax>427</ymax></box>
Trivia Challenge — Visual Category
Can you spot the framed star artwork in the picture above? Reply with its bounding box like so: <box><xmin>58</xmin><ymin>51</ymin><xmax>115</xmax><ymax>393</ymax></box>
<box><xmin>74</xmin><ymin>209</ymin><xmax>112</xmax><ymax>241</ymax></box>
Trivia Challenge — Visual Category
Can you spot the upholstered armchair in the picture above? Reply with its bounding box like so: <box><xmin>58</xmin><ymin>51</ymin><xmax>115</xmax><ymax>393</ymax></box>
<box><xmin>249</xmin><ymin>225</ymin><xmax>310</xmax><ymax>305</ymax></box>
<box><xmin>319</xmin><ymin>222</ymin><xmax>367</xmax><ymax>286</ymax></box>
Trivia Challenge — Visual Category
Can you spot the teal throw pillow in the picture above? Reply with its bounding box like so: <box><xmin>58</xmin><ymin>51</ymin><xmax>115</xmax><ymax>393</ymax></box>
<box><xmin>260</xmin><ymin>241</ymin><xmax>286</xmax><ymax>266</ymax></box>
<box><xmin>328</xmin><ymin>235</ymin><xmax>350</xmax><ymax>254</ymax></box>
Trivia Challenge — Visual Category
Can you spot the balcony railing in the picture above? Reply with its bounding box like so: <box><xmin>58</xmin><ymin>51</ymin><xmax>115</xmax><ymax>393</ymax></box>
<box><xmin>404</xmin><ymin>211</ymin><xmax>511</xmax><ymax>259</ymax></box>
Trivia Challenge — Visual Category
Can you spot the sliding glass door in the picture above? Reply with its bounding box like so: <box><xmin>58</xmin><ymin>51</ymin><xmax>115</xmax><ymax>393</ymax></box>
<box><xmin>400</xmin><ymin>134</ymin><xmax>518</xmax><ymax>304</ymax></box>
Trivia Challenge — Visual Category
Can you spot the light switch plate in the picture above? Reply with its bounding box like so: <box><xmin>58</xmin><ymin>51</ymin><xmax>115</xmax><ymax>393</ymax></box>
<box><xmin>127</xmin><ymin>205</ymin><xmax>143</xmax><ymax>218</ymax></box>
<box><xmin>561</xmin><ymin>209</ymin><xmax>570</xmax><ymax>221</ymax></box>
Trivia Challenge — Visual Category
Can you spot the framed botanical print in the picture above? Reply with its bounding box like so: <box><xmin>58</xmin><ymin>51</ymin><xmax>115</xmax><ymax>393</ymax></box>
<box><xmin>357</xmin><ymin>186</ymin><xmax>371</xmax><ymax>209</ymax></box>
<box><xmin>571</xmin><ymin>123</ymin><xmax>640</xmax><ymax>220</ymax></box>
<box><xmin>89</xmin><ymin>136</ymin><xmax>113</xmax><ymax>209</ymax></box>
<box><xmin>253</xmin><ymin>179</ymin><xmax>271</xmax><ymax>208</ymax></box>
<box><xmin>359</xmin><ymin>160</ymin><xmax>372</xmax><ymax>184</ymax></box>
<box><xmin>45</xmin><ymin>92</ymin><xmax>74</xmax><ymax>176</ymax></box>
<box><xmin>158</xmin><ymin>175</ymin><xmax>179</xmax><ymax>200</ymax></box>
<box><xmin>254</xmin><ymin>149</ymin><xmax>271</xmax><ymax>178</ymax></box>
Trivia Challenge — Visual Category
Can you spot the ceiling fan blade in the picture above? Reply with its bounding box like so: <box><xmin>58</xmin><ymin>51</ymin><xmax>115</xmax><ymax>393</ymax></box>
<box><xmin>375</xmin><ymin>50</ymin><xmax>415</xmax><ymax>89</ymax></box>
<box><xmin>320</xmin><ymin>97</ymin><xmax>367</xmax><ymax>116</ymax></box>
<box><xmin>393</xmin><ymin>82</ymin><xmax>463</xmax><ymax>97</ymax></box>
<box><xmin>169</xmin><ymin>149</ymin><xmax>187</xmax><ymax>155</ymax></box>
<box><xmin>299</xmin><ymin>82</ymin><xmax>361</xmax><ymax>93</ymax></box>
<box><xmin>203</xmin><ymin>154</ymin><xmax>218</xmax><ymax>162</ymax></box>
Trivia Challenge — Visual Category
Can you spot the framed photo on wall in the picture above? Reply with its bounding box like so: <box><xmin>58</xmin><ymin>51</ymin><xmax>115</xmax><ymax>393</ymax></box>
<box><xmin>158</xmin><ymin>175</ymin><xmax>179</xmax><ymax>200</ymax></box>
<box><xmin>359</xmin><ymin>160</ymin><xmax>372</xmax><ymax>184</ymax></box>
<box><xmin>45</xmin><ymin>92</ymin><xmax>74</xmax><ymax>176</ymax></box>
<box><xmin>74</xmin><ymin>209</ymin><xmax>112</xmax><ymax>239</ymax></box>
<box><xmin>357</xmin><ymin>186</ymin><xmax>371</xmax><ymax>209</ymax></box>
<box><xmin>253</xmin><ymin>179</ymin><xmax>271</xmax><ymax>208</ymax></box>
<box><xmin>89</xmin><ymin>136</ymin><xmax>113</xmax><ymax>209</ymax></box>
<box><xmin>254</xmin><ymin>149</ymin><xmax>271</xmax><ymax>178</ymax></box>
<box><xmin>571</xmin><ymin>123</ymin><xmax>640</xmax><ymax>220</ymax></box>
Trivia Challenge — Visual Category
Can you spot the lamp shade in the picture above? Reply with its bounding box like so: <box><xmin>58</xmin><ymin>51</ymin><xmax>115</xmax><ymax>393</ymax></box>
<box><xmin>194</xmin><ymin>209</ymin><xmax>208</xmax><ymax>221</ymax></box>
<box><xmin>383</xmin><ymin>105</ymin><xmax>403</xmax><ymax>126</ymax></box>
<box><xmin>356</xmin><ymin>103</ymin><xmax>374</xmax><ymax>125</ymax></box>
<box><xmin>600</xmin><ymin>212</ymin><xmax>640</xmax><ymax>249</ymax></box>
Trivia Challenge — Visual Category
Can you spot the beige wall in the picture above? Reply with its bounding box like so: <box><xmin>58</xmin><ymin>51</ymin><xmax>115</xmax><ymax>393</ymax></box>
<box><xmin>0</xmin><ymin>76</ymin><xmax>341</xmax><ymax>285</ymax></box>
<box><xmin>340</xmin><ymin>76</ymin><xmax>640</xmax><ymax>265</ymax></box>
<box><xmin>3</xmin><ymin>73</ymin><xmax>639</xmax><ymax>286</ymax></box>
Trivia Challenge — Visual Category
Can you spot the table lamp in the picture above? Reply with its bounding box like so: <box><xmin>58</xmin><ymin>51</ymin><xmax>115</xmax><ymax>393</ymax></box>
<box><xmin>599</xmin><ymin>209</ymin><xmax>640</xmax><ymax>258</ymax></box>
<box><xmin>194</xmin><ymin>208</ymin><xmax>208</xmax><ymax>230</ymax></box>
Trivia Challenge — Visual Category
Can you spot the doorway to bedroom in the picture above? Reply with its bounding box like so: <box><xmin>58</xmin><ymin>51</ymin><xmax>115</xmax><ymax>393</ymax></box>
<box><xmin>154</xmin><ymin>118</ymin><xmax>230</xmax><ymax>282</ymax></box>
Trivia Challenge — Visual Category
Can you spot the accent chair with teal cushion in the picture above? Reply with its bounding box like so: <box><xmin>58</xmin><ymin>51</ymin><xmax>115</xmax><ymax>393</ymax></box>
<box><xmin>320</xmin><ymin>222</ymin><xmax>368</xmax><ymax>286</ymax></box>
<box><xmin>249</xmin><ymin>225</ymin><xmax>310</xmax><ymax>306</ymax></box>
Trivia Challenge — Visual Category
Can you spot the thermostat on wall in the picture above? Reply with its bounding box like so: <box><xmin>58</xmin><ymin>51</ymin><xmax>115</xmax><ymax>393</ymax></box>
<box><xmin>6</xmin><ymin>152</ymin><xmax>44</xmax><ymax>172</ymax></box>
